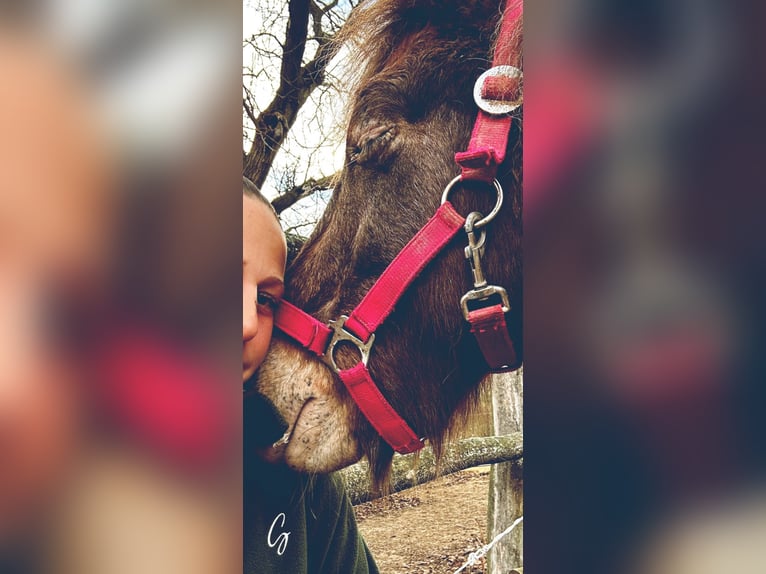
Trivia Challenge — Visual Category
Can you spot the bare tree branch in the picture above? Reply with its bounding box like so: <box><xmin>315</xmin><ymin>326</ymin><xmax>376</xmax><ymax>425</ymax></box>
<box><xmin>339</xmin><ymin>434</ymin><xmax>524</xmax><ymax>505</ymax></box>
<box><xmin>271</xmin><ymin>171</ymin><xmax>338</xmax><ymax>213</ymax></box>
<box><xmin>243</xmin><ymin>88</ymin><xmax>258</xmax><ymax>126</ymax></box>
<box><xmin>243</xmin><ymin>0</ymin><xmax>347</xmax><ymax>193</ymax></box>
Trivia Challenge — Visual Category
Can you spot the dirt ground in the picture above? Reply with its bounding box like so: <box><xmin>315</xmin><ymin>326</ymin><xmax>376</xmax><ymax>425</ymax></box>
<box><xmin>353</xmin><ymin>469</ymin><xmax>490</xmax><ymax>574</ymax></box>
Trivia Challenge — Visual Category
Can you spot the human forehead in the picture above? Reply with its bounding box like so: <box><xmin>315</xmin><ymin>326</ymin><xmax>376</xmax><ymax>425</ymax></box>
<box><xmin>242</xmin><ymin>195</ymin><xmax>286</xmax><ymax>272</ymax></box>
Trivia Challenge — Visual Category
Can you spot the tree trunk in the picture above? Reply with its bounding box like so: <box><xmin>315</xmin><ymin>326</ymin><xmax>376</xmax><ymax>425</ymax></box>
<box><xmin>243</xmin><ymin>0</ymin><xmax>336</xmax><ymax>190</ymax></box>
<box><xmin>340</xmin><ymin>434</ymin><xmax>523</xmax><ymax>505</ymax></box>
<box><xmin>488</xmin><ymin>370</ymin><xmax>524</xmax><ymax>573</ymax></box>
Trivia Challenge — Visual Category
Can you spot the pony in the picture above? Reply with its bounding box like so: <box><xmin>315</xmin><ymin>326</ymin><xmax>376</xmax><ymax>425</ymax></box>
<box><xmin>257</xmin><ymin>0</ymin><xmax>522</xmax><ymax>484</ymax></box>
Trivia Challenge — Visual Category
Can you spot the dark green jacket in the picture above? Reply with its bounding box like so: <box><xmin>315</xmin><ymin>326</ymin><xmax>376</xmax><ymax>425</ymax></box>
<box><xmin>244</xmin><ymin>457</ymin><xmax>379</xmax><ymax>574</ymax></box>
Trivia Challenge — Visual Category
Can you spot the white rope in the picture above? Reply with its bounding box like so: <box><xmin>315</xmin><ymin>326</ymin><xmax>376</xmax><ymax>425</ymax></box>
<box><xmin>452</xmin><ymin>516</ymin><xmax>523</xmax><ymax>574</ymax></box>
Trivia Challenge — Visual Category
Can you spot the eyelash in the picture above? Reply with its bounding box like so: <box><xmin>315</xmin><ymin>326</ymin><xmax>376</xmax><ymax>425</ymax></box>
<box><xmin>256</xmin><ymin>291</ymin><xmax>280</xmax><ymax>314</ymax></box>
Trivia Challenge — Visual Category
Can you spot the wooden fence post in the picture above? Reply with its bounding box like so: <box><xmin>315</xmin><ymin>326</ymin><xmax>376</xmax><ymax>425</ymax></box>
<box><xmin>487</xmin><ymin>369</ymin><xmax>523</xmax><ymax>573</ymax></box>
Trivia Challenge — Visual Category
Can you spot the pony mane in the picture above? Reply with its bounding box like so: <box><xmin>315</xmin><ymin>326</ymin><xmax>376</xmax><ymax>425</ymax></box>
<box><xmin>335</xmin><ymin>0</ymin><xmax>519</xmax><ymax>110</ymax></box>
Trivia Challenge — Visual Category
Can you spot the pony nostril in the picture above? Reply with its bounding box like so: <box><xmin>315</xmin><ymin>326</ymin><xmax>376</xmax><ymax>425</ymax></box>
<box><xmin>348</xmin><ymin>123</ymin><xmax>400</xmax><ymax>168</ymax></box>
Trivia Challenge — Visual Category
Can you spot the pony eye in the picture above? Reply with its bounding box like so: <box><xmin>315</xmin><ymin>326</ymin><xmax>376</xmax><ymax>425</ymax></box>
<box><xmin>348</xmin><ymin>123</ymin><xmax>400</xmax><ymax>168</ymax></box>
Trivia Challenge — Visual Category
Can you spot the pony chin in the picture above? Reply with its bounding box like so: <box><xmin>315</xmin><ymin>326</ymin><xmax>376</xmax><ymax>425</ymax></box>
<box><xmin>256</xmin><ymin>338</ymin><xmax>362</xmax><ymax>472</ymax></box>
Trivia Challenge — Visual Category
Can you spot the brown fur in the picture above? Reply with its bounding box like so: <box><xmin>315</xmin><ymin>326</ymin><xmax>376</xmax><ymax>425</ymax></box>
<box><xmin>257</xmin><ymin>0</ymin><xmax>522</xmax><ymax>486</ymax></box>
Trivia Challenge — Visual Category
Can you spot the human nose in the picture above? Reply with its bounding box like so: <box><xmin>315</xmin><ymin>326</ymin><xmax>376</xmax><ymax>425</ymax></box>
<box><xmin>243</xmin><ymin>285</ymin><xmax>259</xmax><ymax>342</ymax></box>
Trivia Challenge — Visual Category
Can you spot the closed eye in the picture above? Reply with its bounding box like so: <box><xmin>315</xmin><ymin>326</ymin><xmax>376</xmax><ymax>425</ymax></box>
<box><xmin>348</xmin><ymin>123</ymin><xmax>400</xmax><ymax>168</ymax></box>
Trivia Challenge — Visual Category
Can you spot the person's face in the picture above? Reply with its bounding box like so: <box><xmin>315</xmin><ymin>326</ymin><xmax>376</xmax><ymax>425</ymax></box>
<box><xmin>242</xmin><ymin>196</ymin><xmax>286</xmax><ymax>383</ymax></box>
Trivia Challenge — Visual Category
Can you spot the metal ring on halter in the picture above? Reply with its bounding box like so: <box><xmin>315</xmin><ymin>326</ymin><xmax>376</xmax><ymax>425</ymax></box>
<box><xmin>440</xmin><ymin>175</ymin><xmax>504</xmax><ymax>228</ymax></box>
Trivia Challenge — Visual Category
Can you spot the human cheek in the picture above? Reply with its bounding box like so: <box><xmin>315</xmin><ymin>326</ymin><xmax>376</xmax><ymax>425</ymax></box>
<box><xmin>251</xmin><ymin>314</ymin><xmax>275</xmax><ymax>371</ymax></box>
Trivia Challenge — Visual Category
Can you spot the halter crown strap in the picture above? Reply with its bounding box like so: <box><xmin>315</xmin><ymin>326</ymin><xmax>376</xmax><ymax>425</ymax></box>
<box><xmin>454</xmin><ymin>0</ymin><xmax>522</xmax><ymax>183</ymax></box>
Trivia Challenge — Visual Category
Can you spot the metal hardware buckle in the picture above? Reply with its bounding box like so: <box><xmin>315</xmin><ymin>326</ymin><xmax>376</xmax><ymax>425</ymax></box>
<box><xmin>323</xmin><ymin>315</ymin><xmax>376</xmax><ymax>373</ymax></box>
<box><xmin>460</xmin><ymin>285</ymin><xmax>511</xmax><ymax>321</ymax></box>
<box><xmin>460</xmin><ymin>211</ymin><xmax>511</xmax><ymax>320</ymax></box>
<box><xmin>440</xmin><ymin>176</ymin><xmax>504</xmax><ymax>229</ymax></box>
<box><xmin>473</xmin><ymin>65</ymin><xmax>523</xmax><ymax>115</ymax></box>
